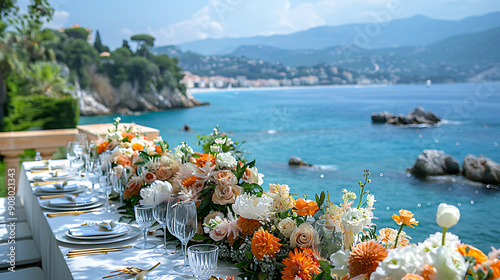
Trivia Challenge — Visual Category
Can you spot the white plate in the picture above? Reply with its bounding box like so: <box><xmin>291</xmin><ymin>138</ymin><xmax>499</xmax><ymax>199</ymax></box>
<box><xmin>39</xmin><ymin>199</ymin><xmax>103</xmax><ymax>211</ymax></box>
<box><xmin>33</xmin><ymin>185</ymin><xmax>87</xmax><ymax>196</ymax></box>
<box><xmin>39</xmin><ymin>183</ymin><xmax>79</xmax><ymax>193</ymax></box>
<box><xmin>42</xmin><ymin>172</ymin><xmax>76</xmax><ymax>181</ymax></box>
<box><xmin>55</xmin><ymin>226</ymin><xmax>141</xmax><ymax>245</ymax></box>
<box><xmin>49</xmin><ymin>196</ymin><xmax>100</xmax><ymax>207</ymax></box>
<box><xmin>65</xmin><ymin>224</ymin><xmax>131</xmax><ymax>240</ymax></box>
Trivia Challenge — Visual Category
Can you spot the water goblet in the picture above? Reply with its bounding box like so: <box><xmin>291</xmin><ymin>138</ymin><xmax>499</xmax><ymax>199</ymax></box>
<box><xmin>153</xmin><ymin>193</ymin><xmax>176</xmax><ymax>257</ymax></box>
<box><xmin>188</xmin><ymin>244</ymin><xmax>219</xmax><ymax>280</ymax></box>
<box><xmin>312</xmin><ymin>219</ymin><xmax>344</xmax><ymax>261</ymax></box>
<box><xmin>168</xmin><ymin>197</ymin><xmax>197</xmax><ymax>274</ymax></box>
<box><xmin>134</xmin><ymin>204</ymin><xmax>157</xmax><ymax>250</ymax></box>
<box><xmin>112</xmin><ymin>168</ymin><xmax>127</xmax><ymax>208</ymax></box>
<box><xmin>66</xmin><ymin>142</ymin><xmax>78</xmax><ymax>174</ymax></box>
<box><xmin>85</xmin><ymin>156</ymin><xmax>100</xmax><ymax>195</ymax></box>
<box><xmin>100</xmin><ymin>167</ymin><xmax>113</xmax><ymax>213</ymax></box>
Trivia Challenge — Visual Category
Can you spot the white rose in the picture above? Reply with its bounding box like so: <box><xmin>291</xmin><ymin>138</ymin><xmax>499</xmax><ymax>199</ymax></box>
<box><xmin>431</xmin><ymin>246</ymin><xmax>467</xmax><ymax>280</ymax></box>
<box><xmin>209</xmin><ymin>220</ymin><xmax>230</xmax><ymax>241</ymax></box>
<box><xmin>277</xmin><ymin>217</ymin><xmax>297</xmax><ymax>238</ymax></box>
<box><xmin>436</xmin><ymin>203</ymin><xmax>460</xmax><ymax>228</ymax></box>
<box><xmin>290</xmin><ymin>222</ymin><xmax>315</xmax><ymax>248</ymax></box>
<box><xmin>210</xmin><ymin>145</ymin><xmax>221</xmax><ymax>153</ymax></box>
<box><xmin>216</xmin><ymin>152</ymin><xmax>237</xmax><ymax>168</ymax></box>
<box><xmin>232</xmin><ymin>193</ymin><xmax>272</xmax><ymax>220</ymax></box>
<box><xmin>243</xmin><ymin>166</ymin><xmax>265</xmax><ymax>185</ymax></box>
<box><xmin>330</xmin><ymin>250</ymin><xmax>349</xmax><ymax>270</ymax></box>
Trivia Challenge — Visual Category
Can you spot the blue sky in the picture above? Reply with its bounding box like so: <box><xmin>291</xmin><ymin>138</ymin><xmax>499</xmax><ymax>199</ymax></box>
<box><xmin>36</xmin><ymin>0</ymin><xmax>500</xmax><ymax>49</ymax></box>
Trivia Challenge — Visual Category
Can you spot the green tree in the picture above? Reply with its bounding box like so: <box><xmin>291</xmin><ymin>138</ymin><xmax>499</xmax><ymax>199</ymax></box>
<box><xmin>93</xmin><ymin>30</ymin><xmax>109</xmax><ymax>53</ymax></box>
<box><xmin>122</xmin><ymin>39</ymin><xmax>131</xmax><ymax>51</ymax></box>
<box><xmin>124</xmin><ymin>56</ymin><xmax>158</xmax><ymax>92</ymax></box>
<box><xmin>25</xmin><ymin>62</ymin><xmax>73</xmax><ymax>97</ymax></box>
<box><xmin>64</xmin><ymin>38</ymin><xmax>99</xmax><ymax>88</ymax></box>
<box><xmin>64</xmin><ymin>27</ymin><xmax>89</xmax><ymax>40</ymax></box>
<box><xmin>130</xmin><ymin>34</ymin><xmax>154</xmax><ymax>57</ymax></box>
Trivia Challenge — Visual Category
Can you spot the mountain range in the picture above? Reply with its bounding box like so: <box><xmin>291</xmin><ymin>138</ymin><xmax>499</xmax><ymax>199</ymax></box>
<box><xmin>171</xmin><ymin>12</ymin><xmax>500</xmax><ymax>55</ymax></box>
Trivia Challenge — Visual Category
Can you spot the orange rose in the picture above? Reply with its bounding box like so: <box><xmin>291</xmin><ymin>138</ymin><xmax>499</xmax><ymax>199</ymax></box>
<box><xmin>402</xmin><ymin>274</ymin><xmax>424</xmax><ymax>280</ymax></box>
<box><xmin>144</xmin><ymin>171</ymin><xmax>156</xmax><ymax>184</ymax></box>
<box><xmin>116</xmin><ymin>155</ymin><xmax>132</xmax><ymax>166</ymax></box>
<box><xmin>422</xmin><ymin>264</ymin><xmax>436</xmax><ymax>280</ymax></box>
<box><xmin>392</xmin><ymin>209</ymin><xmax>419</xmax><ymax>228</ymax></box>
<box><xmin>155</xmin><ymin>166</ymin><xmax>173</xmax><ymax>181</ymax></box>
<box><xmin>293</xmin><ymin>198</ymin><xmax>319</xmax><ymax>216</ymax></box>
<box><xmin>132</xmin><ymin>143</ymin><xmax>144</xmax><ymax>151</ymax></box>
<box><xmin>215</xmin><ymin>170</ymin><xmax>237</xmax><ymax>187</ymax></box>
<box><xmin>457</xmin><ymin>244</ymin><xmax>487</xmax><ymax>264</ymax></box>
<box><xmin>105</xmin><ymin>140</ymin><xmax>119</xmax><ymax>151</ymax></box>
<box><xmin>123</xmin><ymin>176</ymin><xmax>143</xmax><ymax>199</ymax></box>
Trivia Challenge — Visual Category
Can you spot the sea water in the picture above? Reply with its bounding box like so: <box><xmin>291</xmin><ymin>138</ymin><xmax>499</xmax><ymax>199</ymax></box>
<box><xmin>80</xmin><ymin>83</ymin><xmax>500</xmax><ymax>252</ymax></box>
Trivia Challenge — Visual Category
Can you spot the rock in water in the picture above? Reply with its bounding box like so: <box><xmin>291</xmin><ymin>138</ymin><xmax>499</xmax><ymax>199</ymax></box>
<box><xmin>289</xmin><ymin>156</ymin><xmax>309</xmax><ymax>166</ymax></box>
<box><xmin>462</xmin><ymin>155</ymin><xmax>500</xmax><ymax>185</ymax></box>
<box><xmin>371</xmin><ymin>107</ymin><xmax>441</xmax><ymax>125</ymax></box>
<box><xmin>411</xmin><ymin>149</ymin><xmax>460</xmax><ymax>177</ymax></box>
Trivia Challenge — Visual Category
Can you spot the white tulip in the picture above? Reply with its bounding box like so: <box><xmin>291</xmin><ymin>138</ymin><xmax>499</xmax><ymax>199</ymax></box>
<box><xmin>436</xmin><ymin>203</ymin><xmax>460</xmax><ymax>228</ymax></box>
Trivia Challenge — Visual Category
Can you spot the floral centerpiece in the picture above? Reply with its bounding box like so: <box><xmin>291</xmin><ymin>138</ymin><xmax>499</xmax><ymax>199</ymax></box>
<box><xmin>92</xmin><ymin>119</ymin><xmax>500</xmax><ymax>280</ymax></box>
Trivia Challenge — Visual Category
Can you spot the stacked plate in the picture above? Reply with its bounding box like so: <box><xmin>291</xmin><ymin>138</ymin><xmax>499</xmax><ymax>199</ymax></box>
<box><xmin>56</xmin><ymin>222</ymin><xmax>141</xmax><ymax>245</ymax></box>
<box><xmin>30</xmin><ymin>170</ymin><xmax>77</xmax><ymax>182</ymax></box>
<box><xmin>33</xmin><ymin>181</ymin><xmax>88</xmax><ymax>196</ymax></box>
<box><xmin>39</xmin><ymin>194</ymin><xmax>103</xmax><ymax>211</ymax></box>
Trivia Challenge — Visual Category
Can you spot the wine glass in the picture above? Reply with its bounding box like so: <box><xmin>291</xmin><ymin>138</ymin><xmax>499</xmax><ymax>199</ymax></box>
<box><xmin>85</xmin><ymin>155</ymin><xmax>100</xmax><ymax>195</ymax></box>
<box><xmin>112</xmin><ymin>168</ymin><xmax>127</xmax><ymax>208</ymax></box>
<box><xmin>312</xmin><ymin>219</ymin><xmax>344</xmax><ymax>261</ymax></box>
<box><xmin>153</xmin><ymin>193</ymin><xmax>176</xmax><ymax>257</ymax></box>
<box><xmin>99</xmin><ymin>163</ymin><xmax>113</xmax><ymax>213</ymax></box>
<box><xmin>67</xmin><ymin>142</ymin><xmax>78</xmax><ymax>174</ymax></box>
<box><xmin>169</xmin><ymin>198</ymin><xmax>197</xmax><ymax>273</ymax></box>
<box><xmin>188</xmin><ymin>244</ymin><xmax>219</xmax><ymax>280</ymax></box>
<box><xmin>134</xmin><ymin>204</ymin><xmax>157</xmax><ymax>250</ymax></box>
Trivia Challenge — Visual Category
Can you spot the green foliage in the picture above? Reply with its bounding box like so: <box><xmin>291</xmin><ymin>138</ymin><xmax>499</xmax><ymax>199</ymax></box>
<box><xmin>64</xmin><ymin>38</ymin><xmax>98</xmax><ymax>88</ymax></box>
<box><xmin>93</xmin><ymin>30</ymin><xmax>109</xmax><ymax>53</ymax></box>
<box><xmin>3</xmin><ymin>95</ymin><xmax>79</xmax><ymax>131</ymax></box>
<box><xmin>130</xmin><ymin>34</ymin><xmax>155</xmax><ymax>47</ymax></box>
<box><xmin>124</xmin><ymin>56</ymin><xmax>159</xmax><ymax>91</ymax></box>
<box><xmin>64</xmin><ymin>27</ymin><xmax>89</xmax><ymax>40</ymax></box>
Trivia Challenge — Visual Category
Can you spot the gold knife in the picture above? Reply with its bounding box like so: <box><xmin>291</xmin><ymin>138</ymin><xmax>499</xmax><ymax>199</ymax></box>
<box><xmin>46</xmin><ymin>209</ymin><xmax>97</xmax><ymax>218</ymax></box>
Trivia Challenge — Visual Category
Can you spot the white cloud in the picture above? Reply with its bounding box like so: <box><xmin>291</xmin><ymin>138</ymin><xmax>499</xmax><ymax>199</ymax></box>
<box><xmin>44</xmin><ymin>10</ymin><xmax>69</xmax><ymax>29</ymax></box>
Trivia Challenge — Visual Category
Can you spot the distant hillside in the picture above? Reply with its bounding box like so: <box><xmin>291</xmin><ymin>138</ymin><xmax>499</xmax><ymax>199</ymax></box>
<box><xmin>166</xmin><ymin>12</ymin><xmax>500</xmax><ymax>55</ymax></box>
<box><xmin>227</xmin><ymin>27</ymin><xmax>500</xmax><ymax>68</ymax></box>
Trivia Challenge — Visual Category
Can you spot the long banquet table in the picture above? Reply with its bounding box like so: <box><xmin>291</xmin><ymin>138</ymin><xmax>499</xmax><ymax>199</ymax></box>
<box><xmin>18</xmin><ymin>160</ymin><xmax>239</xmax><ymax>280</ymax></box>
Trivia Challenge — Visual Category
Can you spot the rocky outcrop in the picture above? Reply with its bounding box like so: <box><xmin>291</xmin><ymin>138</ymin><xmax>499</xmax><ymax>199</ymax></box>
<box><xmin>410</xmin><ymin>149</ymin><xmax>460</xmax><ymax>177</ymax></box>
<box><xmin>372</xmin><ymin>107</ymin><xmax>441</xmax><ymax>125</ymax></box>
<box><xmin>77</xmin><ymin>71</ymin><xmax>205</xmax><ymax>116</ymax></box>
<box><xmin>289</xmin><ymin>156</ymin><xmax>310</xmax><ymax>166</ymax></box>
<box><xmin>462</xmin><ymin>155</ymin><xmax>500</xmax><ymax>185</ymax></box>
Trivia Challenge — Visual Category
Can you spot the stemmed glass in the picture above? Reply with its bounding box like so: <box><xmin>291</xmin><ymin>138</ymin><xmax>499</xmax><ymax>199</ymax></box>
<box><xmin>67</xmin><ymin>142</ymin><xmax>78</xmax><ymax>174</ymax></box>
<box><xmin>112</xmin><ymin>168</ymin><xmax>127</xmax><ymax>208</ymax></box>
<box><xmin>153</xmin><ymin>193</ymin><xmax>176</xmax><ymax>257</ymax></box>
<box><xmin>85</xmin><ymin>155</ymin><xmax>100</xmax><ymax>195</ymax></box>
<box><xmin>99</xmin><ymin>162</ymin><xmax>113</xmax><ymax>213</ymax></box>
<box><xmin>134</xmin><ymin>204</ymin><xmax>157</xmax><ymax>250</ymax></box>
<box><xmin>188</xmin><ymin>244</ymin><xmax>219</xmax><ymax>280</ymax></box>
<box><xmin>168</xmin><ymin>197</ymin><xmax>197</xmax><ymax>274</ymax></box>
<box><xmin>312</xmin><ymin>219</ymin><xmax>344</xmax><ymax>261</ymax></box>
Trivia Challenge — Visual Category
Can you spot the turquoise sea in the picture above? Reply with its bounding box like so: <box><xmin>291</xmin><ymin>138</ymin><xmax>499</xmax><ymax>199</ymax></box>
<box><xmin>80</xmin><ymin>83</ymin><xmax>500</xmax><ymax>252</ymax></box>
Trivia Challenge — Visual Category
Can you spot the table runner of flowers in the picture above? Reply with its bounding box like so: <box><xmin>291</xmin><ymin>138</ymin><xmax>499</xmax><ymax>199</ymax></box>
<box><xmin>94</xmin><ymin>118</ymin><xmax>500</xmax><ymax>280</ymax></box>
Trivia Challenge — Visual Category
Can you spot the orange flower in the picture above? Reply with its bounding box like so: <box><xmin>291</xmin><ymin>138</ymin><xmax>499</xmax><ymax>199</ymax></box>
<box><xmin>190</xmin><ymin>153</ymin><xmax>215</xmax><ymax>168</ymax></box>
<box><xmin>422</xmin><ymin>264</ymin><xmax>436</xmax><ymax>280</ymax></box>
<box><xmin>402</xmin><ymin>273</ymin><xmax>424</xmax><ymax>280</ymax></box>
<box><xmin>238</xmin><ymin>217</ymin><xmax>261</xmax><ymax>237</ymax></box>
<box><xmin>116</xmin><ymin>155</ymin><xmax>132</xmax><ymax>166</ymax></box>
<box><xmin>491</xmin><ymin>259</ymin><xmax>500</xmax><ymax>278</ymax></box>
<box><xmin>96</xmin><ymin>141</ymin><xmax>109</xmax><ymax>154</ymax></box>
<box><xmin>123</xmin><ymin>177</ymin><xmax>143</xmax><ymax>199</ymax></box>
<box><xmin>132</xmin><ymin>143</ymin><xmax>144</xmax><ymax>151</ymax></box>
<box><xmin>281</xmin><ymin>247</ymin><xmax>320</xmax><ymax>280</ymax></box>
<box><xmin>392</xmin><ymin>209</ymin><xmax>419</xmax><ymax>228</ymax></box>
<box><xmin>293</xmin><ymin>198</ymin><xmax>319</xmax><ymax>216</ymax></box>
<box><xmin>348</xmin><ymin>240</ymin><xmax>388</xmax><ymax>278</ymax></box>
<box><xmin>155</xmin><ymin>145</ymin><xmax>162</xmax><ymax>154</ymax></box>
<box><xmin>251</xmin><ymin>227</ymin><xmax>282</xmax><ymax>259</ymax></box>
<box><xmin>182</xmin><ymin>176</ymin><xmax>202</xmax><ymax>187</ymax></box>
<box><xmin>457</xmin><ymin>244</ymin><xmax>488</xmax><ymax>264</ymax></box>
<box><xmin>122</xmin><ymin>132</ymin><xmax>136</xmax><ymax>141</ymax></box>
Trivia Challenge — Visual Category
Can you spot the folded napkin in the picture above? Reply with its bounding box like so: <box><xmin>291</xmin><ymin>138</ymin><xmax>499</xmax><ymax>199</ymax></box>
<box><xmin>68</xmin><ymin>221</ymin><xmax>128</xmax><ymax>237</ymax></box>
<box><xmin>49</xmin><ymin>195</ymin><xmax>97</xmax><ymax>206</ymax></box>
<box><xmin>39</xmin><ymin>183</ymin><xmax>79</xmax><ymax>192</ymax></box>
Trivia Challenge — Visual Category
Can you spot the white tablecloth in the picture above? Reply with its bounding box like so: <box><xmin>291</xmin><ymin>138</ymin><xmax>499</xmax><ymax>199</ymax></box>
<box><xmin>18</xmin><ymin>160</ymin><xmax>239</xmax><ymax>280</ymax></box>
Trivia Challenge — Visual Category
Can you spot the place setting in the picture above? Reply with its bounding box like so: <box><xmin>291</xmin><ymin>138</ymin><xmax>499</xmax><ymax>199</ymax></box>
<box><xmin>55</xmin><ymin>220</ymin><xmax>141</xmax><ymax>246</ymax></box>
<box><xmin>33</xmin><ymin>180</ymin><xmax>89</xmax><ymax>196</ymax></box>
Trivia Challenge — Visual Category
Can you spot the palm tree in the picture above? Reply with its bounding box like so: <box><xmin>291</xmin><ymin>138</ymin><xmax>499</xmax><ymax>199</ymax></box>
<box><xmin>26</xmin><ymin>62</ymin><xmax>73</xmax><ymax>97</ymax></box>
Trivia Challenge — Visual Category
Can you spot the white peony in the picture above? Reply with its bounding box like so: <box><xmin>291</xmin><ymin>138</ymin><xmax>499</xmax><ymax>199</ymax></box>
<box><xmin>330</xmin><ymin>250</ymin><xmax>349</xmax><ymax>270</ymax></box>
<box><xmin>277</xmin><ymin>217</ymin><xmax>297</xmax><ymax>238</ymax></box>
<box><xmin>139</xmin><ymin>180</ymin><xmax>173</xmax><ymax>205</ymax></box>
<box><xmin>216</xmin><ymin>152</ymin><xmax>237</xmax><ymax>168</ymax></box>
<box><xmin>419</xmin><ymin>231</ymin><xmax>461</xmax><ymax>252</ymax></box>
<box><xmin>436</xmin><ymin>203</ymin><xmax>460</xmax><ymax>229</ymax></box>
<box><xmin>370</xmin><ymin>245</ymin><xmax>424</xmax><ymax>280</ymax></box>
<box><xmin>232</xmin><ymin>193</ymin><xmax>273</xmax><ymax>220</ymax></box>
<box><xmin>429</xmin><ymin>246</ymin><xmax>467</xmax><ymax>280</ymax></box>
<box><xmin>341</xmin><ymin>207</ymin><xmax>372</xmax><ymax>234</ymax></box>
